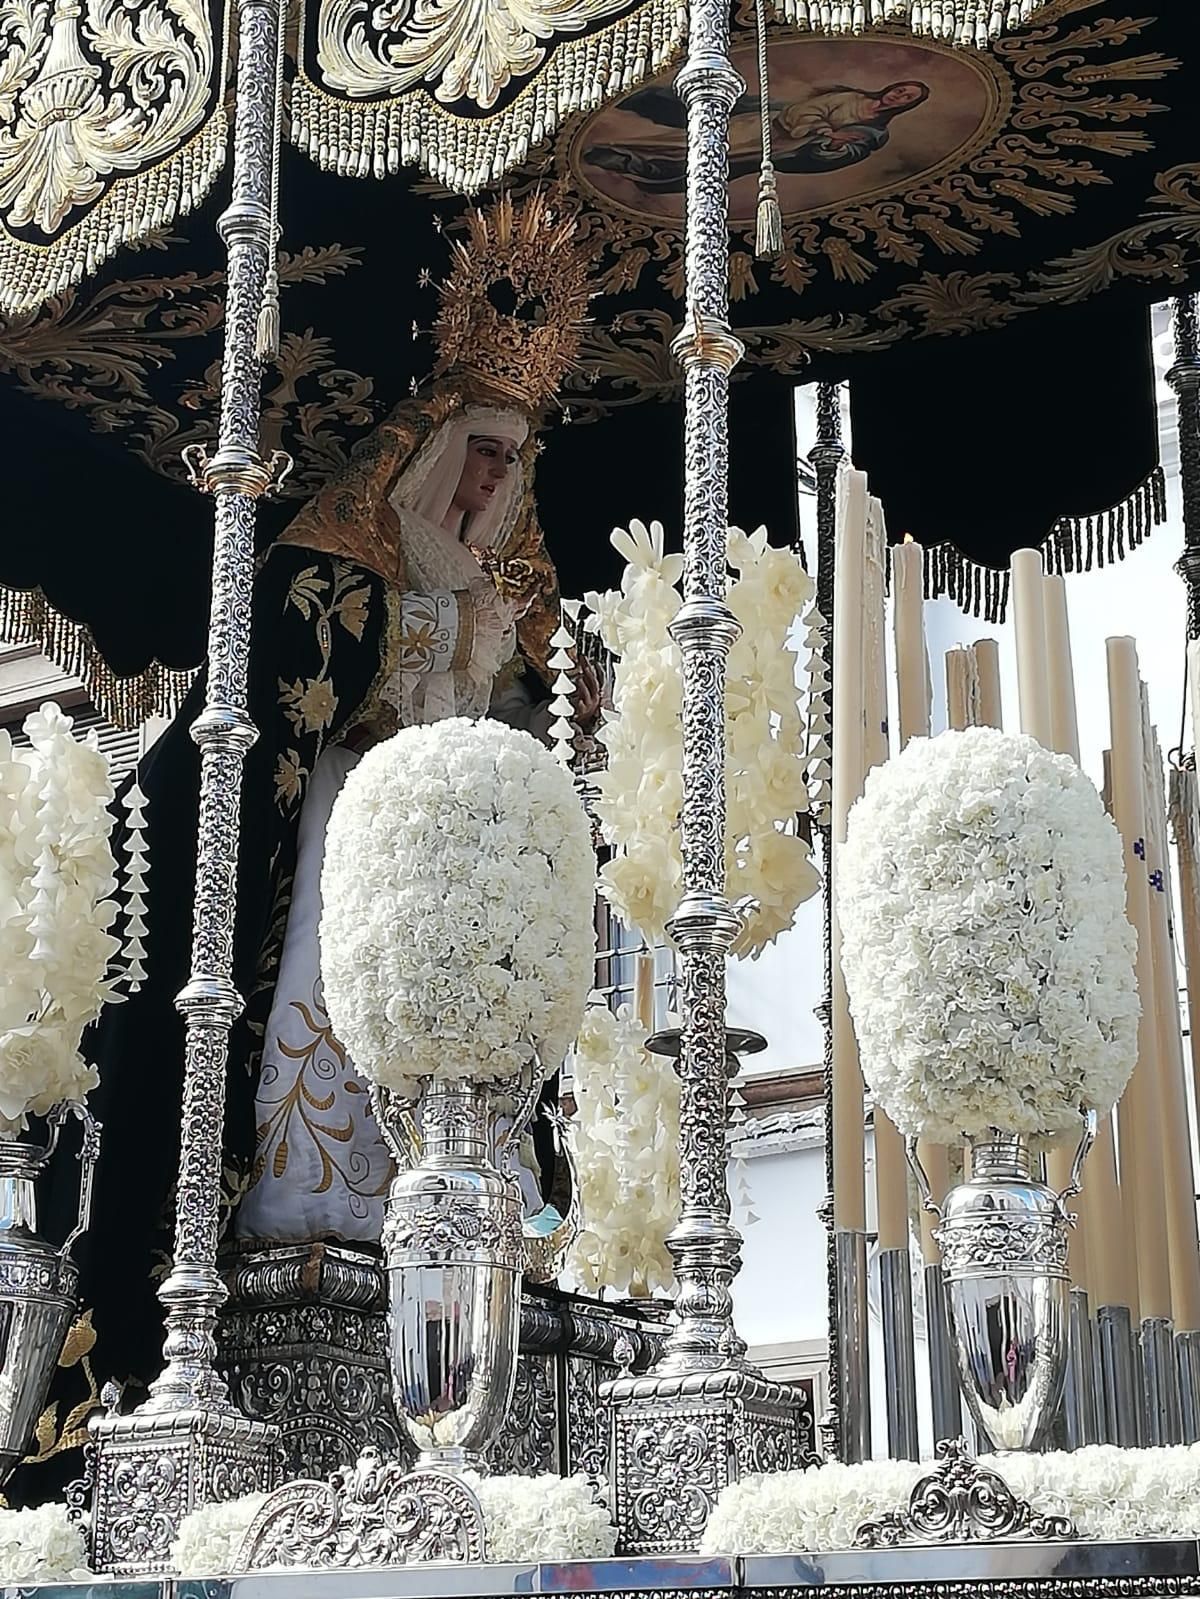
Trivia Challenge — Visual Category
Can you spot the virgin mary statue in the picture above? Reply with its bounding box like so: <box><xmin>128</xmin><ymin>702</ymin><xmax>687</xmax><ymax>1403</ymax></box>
<box><xmin>23</xmin><ymin>195</ymin><xmax>594</xmax><ymax>1498</ymax></box>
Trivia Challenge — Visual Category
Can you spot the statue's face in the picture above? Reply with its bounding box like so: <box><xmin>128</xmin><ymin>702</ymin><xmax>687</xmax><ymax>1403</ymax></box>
<box><xmin>453</xmin><ymin>435</ymin><xmax>519</xmax><ymax>519</ymax></box>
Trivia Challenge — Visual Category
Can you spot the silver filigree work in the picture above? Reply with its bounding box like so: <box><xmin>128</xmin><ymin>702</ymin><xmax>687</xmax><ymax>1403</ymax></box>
<box><xmin>239</xmin><ymin>1449</ymin><xmax>487</xmax><ymax>1568</ymax></box>
<box><xmin>855</xmin><ymin>1438</ymin><xmax>1077</xmax><ymax>1547</ymax></box>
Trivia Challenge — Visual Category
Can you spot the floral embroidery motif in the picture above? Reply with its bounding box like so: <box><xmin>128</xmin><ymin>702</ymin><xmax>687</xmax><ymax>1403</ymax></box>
<box><xmin>274</xmin><ymin>750</ymin><xmax>308</xmax><ymax>810</ymax></box>
<box><xmin>394</xmin><ymin>592</ymin><xmax>455</xmax><ymax>673</ymax></box>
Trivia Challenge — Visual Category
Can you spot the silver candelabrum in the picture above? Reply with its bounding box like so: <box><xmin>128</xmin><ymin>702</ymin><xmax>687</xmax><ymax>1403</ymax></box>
<box><xmin>234</xmin><ymin>1074</ymin><xmax>577</xmax><ymax>1571</ymax></box>
<box><xmin>909</xmin><ymin>1115</ymin><xmax>1096</xmax><ymax>1452</ymax></box>
<box><xmin>0</xmin><ymin>1104</ymin><xmax>99</xmax><ymax>1485</ymax></box>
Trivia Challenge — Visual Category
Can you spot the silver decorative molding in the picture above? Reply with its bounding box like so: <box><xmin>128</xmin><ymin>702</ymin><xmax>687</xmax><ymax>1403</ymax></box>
<box><xmin>239</xmin><ymin>1449</ymin><xmax>487</xmax><ymax>1569</ymax></box>
<box><xmin>854</xmin><ymin>1438</ymin><xmax>1077</xmax><ymax>1549</ymax></box>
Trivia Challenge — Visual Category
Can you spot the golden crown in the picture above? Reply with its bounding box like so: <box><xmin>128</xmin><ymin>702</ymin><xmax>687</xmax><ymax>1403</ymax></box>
<box><xmin>432</xmin><ymin>192</ymin><xmax>591</xmax><ymax>413</ymax></box>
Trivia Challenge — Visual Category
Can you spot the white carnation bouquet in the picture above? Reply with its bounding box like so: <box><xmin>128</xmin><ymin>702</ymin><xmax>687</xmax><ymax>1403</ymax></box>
<box><xmin>586</xmin><ymin>520</ymin><xmax>821</xmax><ymax>958</ymax></box>
<box><xmin>0</xmin><ymin>703</ymin><xmax>144</xmax><ymax>1131</ymax></box>
<box><xmin>837</xmin><ymin>726</ymin><xmax>1138</xmax><ymax>1144</ymax></box>
<box><xmin>320</xmin><ymin>717</ymin><xmax>595</xmax><ymax>1097</ymax></box>
<box><xmin>566</xmin><ymin>1002</ymin><xmax>679</xmax><ymax>1298</ymax></box>
<box><xmin>0</xmin><ymin>1501</ymin><xmax>91</xmax><ymax>1583</ymax></box>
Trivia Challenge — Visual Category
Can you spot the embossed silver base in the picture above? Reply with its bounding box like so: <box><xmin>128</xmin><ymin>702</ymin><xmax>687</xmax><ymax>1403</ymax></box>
<box><xmin>218</xmin><ymin>1244</ymin><xmax>680</xmax><ymax>1484</ymax></box>
<box><xmin>878</xmin><ymin>1247</ymin><xmax>919</xmax><ymax>1461</ymax></box>
<box><xmin>1176</xmin><ymin>1327</ymin><xmax>1200</xmax><ymax>1444</ymax></box>
<box><xmin>835</xmin><ymin>1227</ymin><xmax>871</xmax><ymax>1463</ymax></box>
<box><xmin>1141</xmin><ymin>1315</ymin><xmax>1183</xmax><ymax>1446</ymax></box>
<box><xmin>89</xmin><ymin>1405</ymin><xmax>278</xmax><ymax>1575</ymax></box>
<box><xmin>924</xmin><ymin>1261</ymin><xmax>961</xmax><ymax>1445</ymax></box>
<box><xmin>1063</xmin><ymin>1288</ymin><xmax>1098</xmax><ymax>1450</ymax></box>
<box><xmin>1096</xmin><ymin>1302</ymin><xmax>1140</xmax><ymax>1447</ymax></box>
<box><xmin>604</xmin><ymin>1366</ymin><xmax>811</xmax><ymax>1555</ymax></box>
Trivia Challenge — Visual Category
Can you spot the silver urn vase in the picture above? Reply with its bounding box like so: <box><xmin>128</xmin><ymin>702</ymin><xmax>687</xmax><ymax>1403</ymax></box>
<box><xmin>909</xmin><ymin>1114</ymin><xmax>1094</xmax><ymax>1451</ymax></box>
<box><xmin>376</xmin><ymin>1077</ymin><xmax>575</xmax><ymax>1469</ymax></box>
<box><xmin>0</xmin><ymin>1103</ymin><xmax>100</xmax><ymax>1483</ymax></box>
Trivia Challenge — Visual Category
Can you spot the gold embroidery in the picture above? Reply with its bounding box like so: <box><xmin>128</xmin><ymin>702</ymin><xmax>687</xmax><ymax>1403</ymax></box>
<box><xmin>451</xmin><ymin>591</ymin><xmax>475</xmax><ymax>674</ymax></box>
<box><xmin>395</xmin><ymin>592</ymin><xmax>451</xmax><ymax>673</ymax></box>
<box><xmin>250</xmin><ymin>985</ymin><xmax>390</xmax><ymax>1200</ymax></box>
<box><xmin>275</xmin><ymin>749</ymin><xmax>308</xmax><ymax>809</ymax></box>
<box><xmin>279</xmin><ymin>674</ymin><xmax>337</xmax><ymax>734</ymax></box>
<box><xmin>23</xmin><ymin>1310</ymin><xmax>100</xmax><ymax>1467</ymax></box>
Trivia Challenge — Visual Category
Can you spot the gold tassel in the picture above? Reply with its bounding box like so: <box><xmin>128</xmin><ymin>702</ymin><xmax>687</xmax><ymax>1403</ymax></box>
<box><xmin>756</xmin><ymin>161</ymin><xmax>783</xmax><ymax>259</ymax></box>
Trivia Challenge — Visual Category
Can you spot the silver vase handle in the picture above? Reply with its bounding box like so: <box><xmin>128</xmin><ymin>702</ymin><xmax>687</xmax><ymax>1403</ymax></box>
<box><xmin>522</xmin><ymin>1108</ymin><xmax>581</xmax><ymax>1284</ymax></box>
<box><xmin>493</xmin><ymin>1057</ymin><xmax>543</xmax><ymax>1169</ymax></box>
<box><xmin>57</xmin><ymin>1102</ymin><xmax>101</xmax><ymax>1264</ymax></box>
<box><xmin>370</xmin><ymin>1086</ymin><xmax>422</xmax><ymax>1172</ymax></box>
<box><xmin>1054</xmin><ymin>1108</ymin><xmax>1098</xmax><ymax>1224</ymax></box>
<box><xmin>905</xmin><ymin>1136</ymin><xmax>943</xmax><ymax>1223</ymax></box>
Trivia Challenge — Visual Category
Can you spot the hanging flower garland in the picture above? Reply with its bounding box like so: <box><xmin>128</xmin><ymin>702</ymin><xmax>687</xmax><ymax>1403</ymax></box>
<box><xmin>585</xmin><ymin>520</ymin><xmax>821</xmax><ymax>959</ymax></box>
<box><xmin>566</xmin><ymin>1001</ymin><xmax>680</xmax><ymax>1299</ymax></box>
<box><xmin>0</xmin><ymin>703</ymin><xmax>146</xmax><ymax>1130</ymax></box>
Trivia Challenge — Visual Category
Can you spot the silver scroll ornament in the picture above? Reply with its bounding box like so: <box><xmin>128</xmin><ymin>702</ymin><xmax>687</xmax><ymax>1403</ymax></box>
<box><xmin>908</xmin><ymin>1112</ymin><xmax>1095</xmax><ymax>1452</ymax></box>
<box><xmin>0</xmin><ymin>1101</ymin><xmax>100</xmax><ymax>1483</ymax></box>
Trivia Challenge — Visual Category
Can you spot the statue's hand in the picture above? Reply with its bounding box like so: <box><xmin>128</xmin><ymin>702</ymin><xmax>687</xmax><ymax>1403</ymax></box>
<box><xmin>573</xmin><ymin>658</ymin><xmax>602</xmax><ymax>728</ymax></box>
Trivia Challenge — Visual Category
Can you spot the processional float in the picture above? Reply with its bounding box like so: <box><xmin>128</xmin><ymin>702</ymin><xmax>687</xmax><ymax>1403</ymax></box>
<box><xmin>2</xmin><ymin>0</ymin><xmax>1200</xmax><ymax>1575</ymax></box>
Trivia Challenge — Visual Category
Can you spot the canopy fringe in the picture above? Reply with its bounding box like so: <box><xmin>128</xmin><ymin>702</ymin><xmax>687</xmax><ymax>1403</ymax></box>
<box><xmin>290</xmin><ymin>0</ymin><xmax>687</xmax><ymax>195</ymax></box>
<box><xmin>769</xmin><ymin>0</ymin><xmax>1053</xmax><ymax>47</ymax></box>
<box><xmin>919</xmin><ymin>465</ymin><xmax>1166</xmax><ymax>624</ymax></box>
<box><xmin>0</xmin><ymin>587</ymin><xmax>198</xmax><ymax>732</ymax></box>
<box><xmin>0</xmin><ymin>112</ymin><xmax>229</xmax><ymax>318</ymax></box>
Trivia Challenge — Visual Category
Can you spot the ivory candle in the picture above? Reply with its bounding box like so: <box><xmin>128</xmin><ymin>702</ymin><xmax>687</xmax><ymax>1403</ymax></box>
<box><xmin>831</xmin><ymin>469</ymin><xmax>870</xmax><ymax>1230</ymax></box>
<box><xmin>1043</xmin><ymin>576</ymin><xmax>1081</xmax><ymax>763</ymax></box>
<box><xmin>1141</xmin><ymin>703</ymin><xmax>1200</xmax><ymax>1332</ymax></box>
<box><xmin>1011</xmin><ymin>549</ymin><xmax>1053</xmax><ymax>747</ymax></box>
<box><xmin>1040</xmin><ymin>574</ymin><xmax>1087</xmax><ymax>1282</ymax></box>
<box><xmin>945</xmin><ymin>648</ymin><xmax>973</xmax><ymax>732</ymax></box>
<box><xmin>1106</xmin><ymin>638</ymin><xmax>1172</xmax><ymax>1321</ymax></box>
<box><xmin>892</xmin><ymin>539</ymin><xmax>930</xmax><ymax>745</ymax></box>
<box><xmin>974</xmin><ymin>639</ymin><xmax>1003</xmax><ymax>729</ymax></box>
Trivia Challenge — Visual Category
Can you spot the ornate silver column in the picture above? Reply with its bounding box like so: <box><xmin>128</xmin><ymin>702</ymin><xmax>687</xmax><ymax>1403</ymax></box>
<box><xmin>1171</xmin><ymin>295</ymin><xmax>1200</xmax><ymax>641</ymax></box>
<box><xmin>89</xmin><ymin>0</ymin><xmax>284</xmax><ymax>1570</ymax></box>
<box><xmin>811</xmin><ymin>380</ymin><xmax>843</xmax><ymax>1461</ymax></box>
<box><xmin>604</xmin><ymin>0</ymin><xmax>806</xmax><ymax>1552</ymax></box>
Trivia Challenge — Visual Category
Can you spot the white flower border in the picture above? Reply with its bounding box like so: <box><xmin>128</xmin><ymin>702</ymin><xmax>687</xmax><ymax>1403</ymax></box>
<box><xmin>700</xmin><ymin>1445</ymin><xmax>1200</xmax><ymax>1553</ymax></box>
<box><xmin>585</xmin><ymin>520</ymin><xmax>821</xmax><ymax>960</ymax></box>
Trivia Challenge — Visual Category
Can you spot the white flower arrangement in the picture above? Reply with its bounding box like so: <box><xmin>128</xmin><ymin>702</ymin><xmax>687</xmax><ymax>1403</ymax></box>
<box><xmin>172</xmin><ymin>1492</ymin><xmax>272</xmax><ymax>1576</ymax></box>
<box><xmin>566</xmin><ymin>1002</ymin><xmax>679</xmax><ymax>1298</ymax></box>
<box><xmin>0</xmin><ymin>1501</ymin><xmax>91</xmax><ymax>1584</ymax></box>
<box><xmin>700</xmin><ymin>1445</ymin><xmax>1200</xmax><ymax>1554</ymax></box>
<box><xmin>837</xmin><ymin>726</ymin><xmax>1138</xmax><ymax>1144</ymax></box>
<box><xmin>320</xmin><ymin>717</ymin><xmax>595</xmax><ymax>1097</ymax></box>
<box><xmin>173</xmin><ymin>1476</ymin><xmax>615</xmax><ymax>1575</ymax></box>
<box><xmin>0</xmin><ymin>702</ymin><xmax>143</xmax><ymax>1131</ymax></box>
<box><xmin>586</xmin><ymin>520</ymin><xmax>820</xmax><ymax>959</ymax></box>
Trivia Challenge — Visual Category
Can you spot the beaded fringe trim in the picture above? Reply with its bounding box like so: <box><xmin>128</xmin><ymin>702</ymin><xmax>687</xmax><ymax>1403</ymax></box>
<box><xmin>0</xmin><ymin>113</ymin><xmax>229</xmax><ymax>317</ymax></box>
<box><xmin>919</xmin><ymin>466</ymin><xmax>1167</xmax><ymax>624</ymax></box>
<box><xmin>291</xmin><ymin>0</ymin><xmax>687</xmax><ymax>194</ymax></box>
<box><xmin>0</xmin><ymin>587</ymin><xmax>198</xmax><ymax>731</ymax></box>
<box><xmin>771</xmin><ymin>0</ymin><xmax>1053</xmax><ymax>47</ymax></box>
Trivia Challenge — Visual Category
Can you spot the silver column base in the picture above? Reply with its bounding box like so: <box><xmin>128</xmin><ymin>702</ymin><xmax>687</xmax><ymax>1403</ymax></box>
<box><xmin>878</xmin><ymin>1247</ymin><xmax>919</xmax><ymax>1461</ymax></box>
<box><xmin>1062</xmin><ymin>1287</ymin><xmax>1098</xmax><ymax>1449</ymax></box>
<box><xmin>1141</xmin><ymin>1314</ymin><xmax>1183</xmax><ymax>1446</ymax></box>
<box><xmin>1095</xmin><ymin>1303</ymin><xmax>1139</xmax><ymax>1446</ymax></box>
<box><xmin>1177</xmin><ymin>1327</ymin><xmax>1200</xmax><ymax>1443</ymax></box>
<box><xmin>835</xmin><ymin>1227</ymin><xmax>871</xmax><ymax>1463</ymax></box>
<box><xmin>924</xmin><ymin>1260</ymin><xmax>961</xmax><ymax>1446</ymax></box>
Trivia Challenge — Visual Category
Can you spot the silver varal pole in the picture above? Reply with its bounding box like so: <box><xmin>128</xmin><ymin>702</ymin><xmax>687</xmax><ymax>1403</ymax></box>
<box><xmin>90</xmin><ymin>0</ymin><xmax>283</xmax><ymax>1569</ymax></box>
<box><xmin>1177</xmin><ymin>1329</ymin><xmax>1200</xmax><ymax>1442</ymax></box>
<box><xmin>604</xmin><ymin>0</ymin><xmax>806</xmax><ymax>1553</ymax></box>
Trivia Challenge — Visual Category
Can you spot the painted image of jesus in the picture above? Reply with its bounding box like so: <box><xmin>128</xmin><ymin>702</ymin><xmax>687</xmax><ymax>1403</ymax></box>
<box><xmin>583</xmin><ymin>79</ymin><xmax>930</xmax><ymax>195</ymax></box>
